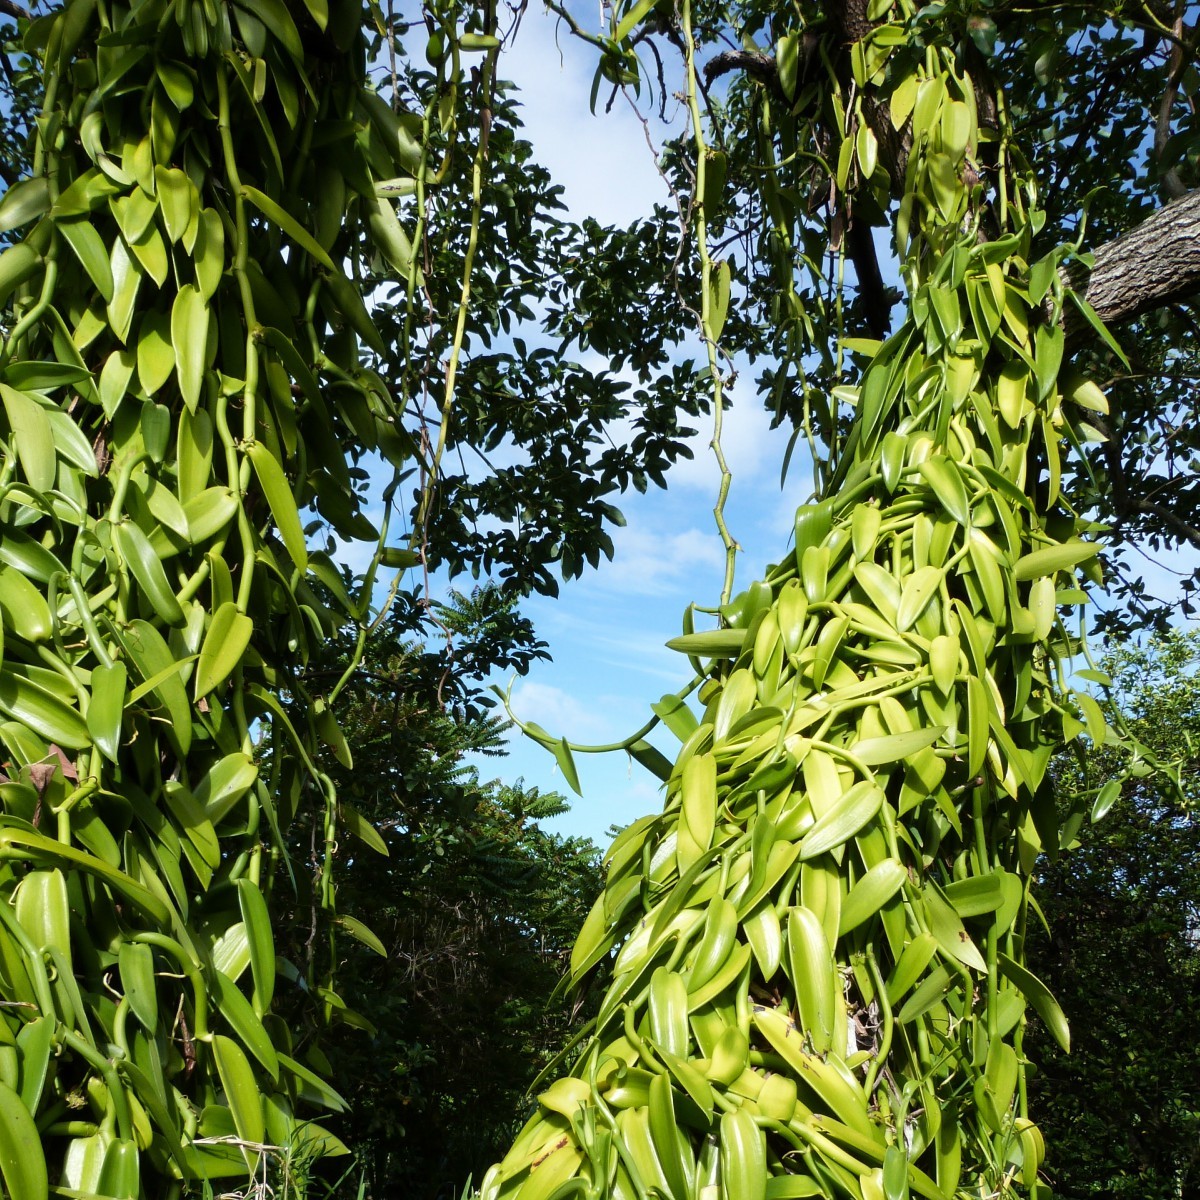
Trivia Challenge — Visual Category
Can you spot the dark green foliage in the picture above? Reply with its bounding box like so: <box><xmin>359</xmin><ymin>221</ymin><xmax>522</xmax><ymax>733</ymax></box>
<box><xmin>368</xmin><ymin>61</ymin><xmax>704</xmax><ymax>597</ymax></box>
<box><xmin>0</xmin><ymin>17</ymin><xmax>38</xmax><ymax>192</ymax></box>
<box><xmin>1030</xmin><ymin>635</ymin><xmax>1200</xmax><ymax>1198</ymax></box>
<box><xmin>281</xmin><ymin>589</ymin><xmax>605</xmax><ymax>1199</ymax></box>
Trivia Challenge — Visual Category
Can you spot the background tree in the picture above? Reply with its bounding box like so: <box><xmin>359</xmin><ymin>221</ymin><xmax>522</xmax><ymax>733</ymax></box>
<box><xmin>275</xmin><ymin>586</ymin><xmax>606</xmax><ymax>1199</ymax></box>
<box><xmin>1028</xmin><ymin>634</ymin><xmax>1200</xmax><ymax>1199</ymax></box>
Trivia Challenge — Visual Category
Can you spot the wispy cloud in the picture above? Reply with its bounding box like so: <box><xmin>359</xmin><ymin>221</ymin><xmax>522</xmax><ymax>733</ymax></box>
<box><xmin>589</xmin><ymin>521</ymin><xmax>725</xmax><ymax>598</ymax></box>
<box><xmin>667</xmin><ymin>394</ymin><xmax>780</xmax><ymax>492</ymax></box>
<box><xmin>506</xmin><ymin>679</ymin><xmax>622</xmax><ymax>743</ymax></box>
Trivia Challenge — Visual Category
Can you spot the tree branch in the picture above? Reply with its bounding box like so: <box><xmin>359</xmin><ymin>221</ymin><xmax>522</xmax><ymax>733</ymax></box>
<box><xmin>703</xmin><ymin>49</ymin><xmax>782</xmax><ymax>94</ymax></box>
<box><xmin>1086</xmin><ymin>410</ymin><xmax>1200</xmax><ymax>550</ymax></box>
<box><xmin>1070</xmin><ymin>190</ymin><xmax>1200</xmax><ymax>333</ymax></box>
<box><xmin>0</xmin><ymin>1</ymin><xmax>30</xmax><ymax>20</ymax></box>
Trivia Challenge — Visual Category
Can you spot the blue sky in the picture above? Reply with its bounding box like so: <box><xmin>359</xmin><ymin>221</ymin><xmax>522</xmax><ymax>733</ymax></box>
<box><xmin>454</xmin><ymin>12</ymin><xmax>809</xmax><ymax>845</ymax></box>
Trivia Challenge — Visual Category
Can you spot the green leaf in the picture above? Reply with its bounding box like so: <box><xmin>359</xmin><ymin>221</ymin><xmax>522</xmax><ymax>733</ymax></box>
<box><xmin>212</xmin><ymin>1034</ymin><xmax>266</xmax><ymax>1146</ymax></box>
<box><xmin>194</xmin><ymin>601</ymin><xmax>253</xmax><ymax>699</ymax></box>
<box><xmin>665</xmin><ymin>629</ymin><xmax>746</xmax><ymax>657</ymax></box>
<box><xmin>0</xmin><ymin>563</ymin><xmax>52</xmax><ymax>643</ymax></box>
<box><xmin>170</xmin><ymin>284</ymin><xmax>208</xmax><ymax>413</ymax></box>
<box><xmin>301</xmin><ymin>0</ymin><xmax>328</xmax><ymax>30</ymax></box>
<box><xmin>107</xmin><ymin>235</ymin><xmax>142</xmax><ymax>343</ymax></box>
<box><xmin>116</xmin><ymin>619</ymin><xmax>193</xmax><ymax>756</ymax></box>
<box><xmin>0</xmin><ymin>668</ymin><xmax>90</xmax><ymax>749</ymax></box>
<box><xmin>233</xmin><ymin>0</ymin><xmax>305</xmax><ymax>60</ymax></box>
<box><xmin>854</xmin><ymin>725</ymin><xmax>946</xmax><ymax>766</ymax></box>
<box><xmin>552</xmin><ymin>737</ymin><xmax>581</xmax><ymax>796</ymax></box>
<box><xmin>340</xmin><ymin>800</ymin><xmax>388</xmax><ymax>856</ymax></box>
<box><xmin>136</xmin><ymin>309</ymin><xmax>175</xmax><ymax>395</ymax></box>
<box><xmin>278</xmin><ymin>1053</ymin><xmax>348</xmax><ymax>1113</ymax></box>
<box><xmin>0</xmin><ymin>1079</ymin><xmax>47</xmax><ymax>1200</ymax></box>
<box><xmin>129</xmin><ymin>221</ymin><xmax>169</xmax><ymax>287</ymax></box>
<box><xmin>14</xmin><ymin>1018</ymin><xmax>53</xmax><ymax>1114</ymax></box>
<box><xmin>652</xmin><ymin>693</ymin><xmax>699</xmax><ymax>741</ymax></box>
<box><xmin>0</xmin><ymin>178</ymin><xmax>51</xmax><ymax>232</ymax></box>
<box><xmin>926</xmin><ymin>885</ymin><xmax>987</xmax><ymax>973</ymax></box>
<box><xmin>614</xmin><ymin>0</ymin><xmax>657</xmax><ymax>40</ymax></box>
<box><xmin>0</xmin><ymin>384</ymin><xmax>55</xmax><ymax>492</ymax></box>
<box><xmin>0</xmin><ymin>244</ymin><xmax>41</xmax><ymax>307</ymax></box>
<box><xmin>195</xmin><ymin>752</ymin><xmax>259</xmax><ymax>824</ymax></box>
<box><xmin>240</xmin><ymin>184</ymin><xmax>335</xmax><ymax>271</ymax></box>
<box><xmin>113</xmin><ymin>520</ymin><xmax>186</xmax><ymax>626</ymax></box>
<box><xmin>51</xmin><ymin>167</ymin><xmax>121</xmax><ymax>218</ymax></box>
<box><xmin>322</xmin><ymin>268</ymin><xmax>387</xmax><ymax>356</ymax></box>
<box><xmin>709</xmin><ymin>259</ymin><xmax>731</xmax><ymax>340</ymax></box>
<box><xmin>335</xmin><ymin>913</ymin><xmax>388</xmax><ymax>958</ymax></box>
<box><xmin>838</xmin><ymin>859</ymin><xmax>907</xmax><ymax>935</ymax></box>
<box><xmin>119</xmin><ymin>941</ymin><xmax>159</xmax><ymax>1031</ymax></box>
<box><xmin>59</xmin><ymin>217</ymin><xmax>114</xmax><ymax>300</ymax></box>
<box><xmin>211</xmin><ymin>969</ymin><xmax>279</xmax><ymax>1079</ymax></box>
<box><xmin>1091</xmin><ymin>778</ymin><xmax>1120</xmax><ymax>822</ymax></box>
<box><xmin>1012</xmin><ymin>540</ymin><xmax>1097</xmax><ymax>582</ymax></box>
<box><xmin>194</xmin><ymin>208</ymin><xmax>225</xmax><ymax>301</ymax></box>
<box><xmin>237</xmin><ymin>878</ymin><xmax>276</xmax><ymax>1014</ymax></box>
<box><xmin>246</xmin><ymin>440</ymin><xmax>308</xmax><ymax>573</ymax></box>
<box><xmin>162</xmin><ymin>781</ymin><xmax>220</xmax><ymax>872</ymax></box>
<box><xmin>45</xmin><ymin>407</ymin><xmax>100</xmax><ymax>477</ymax></box>
<box><xmin>629</xmin><ymin>738</ymin><xmax>672</xmax><ymax>781</ymax></box>
<box><xmin>1033</xmin><ymin>321</ymin><xmax>1064</xmax><ymax>401</ymax></box>
<box><xmin>999</xmin><ymin>953</ymin><xmax>1070</xmax><ymax>1051</ymax></box>
<box><xmin>799</xmin><ymin>780</ymin><xmax>885</xmax><ymax>859</ymax></box>
<box><xmin>919</xmin><ymin>457</ymin><xmax>971</xmax><ymax>526</ymax></box>
<box><xmin>1065</xmin><ymin>289</ymin><xmax>1130</xmax><ymax>368</ymax></box>
<box><xmin>365</xmin><ymin>195</ymin><xmax>417</xmax><ymax>276</ymax></box>
<box><xmin>0</xmin><ymin>825</ymin><xmax>168</xmax><ymax>924</ymax></box>
<box><xmin>14</xmin><ymin>868</ymin><xmax>71</xmax><ymax>963</ymax></box>
<box><xmin>154</xmin><ymin>165</ymin><xmax>194</xmax><ymax>244</ymax></box>
<box><xmin>896</xmin><ymin>565</ymin><xmax>944</xmax><ymax>632</ymax></box>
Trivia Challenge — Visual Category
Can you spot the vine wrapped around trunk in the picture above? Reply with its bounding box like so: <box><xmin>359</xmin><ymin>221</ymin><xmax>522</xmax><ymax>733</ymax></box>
<box><xmin>0</xmin><ymin>0</ymin><xmax>479</xmax><ymax>1194</ymax></box>
<box><xmin>483</xmin><ymin>5</ymin><xmax>1138</xmax><ymax>1200</ymax></box>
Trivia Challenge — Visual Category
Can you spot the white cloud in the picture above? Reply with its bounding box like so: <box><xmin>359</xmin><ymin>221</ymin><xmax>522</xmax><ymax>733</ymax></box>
<box><xmin>666</xmin><ymin>389</ymin><xmax>783</xmax><ymax>494</ymax></box>
<box><xmin>506</xmin><ymin>679</ymin><xmax>620</xmax><ymax>743</ymax></box>
<box><xmin>590</xmin><ymin>519</ymin><xmax>725</xmax><ymax>598</ymax></box>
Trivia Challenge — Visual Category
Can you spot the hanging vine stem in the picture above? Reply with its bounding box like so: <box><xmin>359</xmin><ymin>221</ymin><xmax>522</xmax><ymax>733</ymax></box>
<box><xmin>354</xmin><ymin>1</ymin><xmax>490</xmax><ymax>694</ymax></box>
<box><xmin>682</xmin><ymin>0</ymin><xmax>737</xmax><ymax>607</ymax></box>
<box><xmin>412</xmin><ymin>15</ymin><xmax>500</xmax><ymax>551</ymax></box>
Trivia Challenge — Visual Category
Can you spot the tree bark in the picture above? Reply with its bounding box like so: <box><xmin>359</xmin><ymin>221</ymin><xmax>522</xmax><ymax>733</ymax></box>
<box><xmin>1071</xmin><ymin>190</ymin><xmax>1200</xmax><ymax>330</ymax></box>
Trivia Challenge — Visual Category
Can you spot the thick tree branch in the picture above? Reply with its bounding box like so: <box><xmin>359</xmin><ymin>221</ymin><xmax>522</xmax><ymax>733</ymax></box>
<box><xmin>0</xmin><ymin>1</ymin><xmax>29</xmax><ymax>20</ymax></box>
<box><xmin>704</xmin><ymin>49</ymin><xmax>783</xmax><ymax>95</ymax></box>
<box><xmin>1071</xmin><ymin>191</ymin><xmax>1200</xmax><ymax>332</ymax></box>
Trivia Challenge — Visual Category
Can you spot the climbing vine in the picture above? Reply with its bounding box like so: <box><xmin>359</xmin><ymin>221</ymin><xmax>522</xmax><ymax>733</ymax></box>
<box><xmin>484</xmin><ymin>4</ymin><xmax>1158</xmax><ymax>1200</ymax></box>
<box><xmin>0</xmin><ymin>0</ymin><xmax>496</xmax><ymax>1194</ymax></box>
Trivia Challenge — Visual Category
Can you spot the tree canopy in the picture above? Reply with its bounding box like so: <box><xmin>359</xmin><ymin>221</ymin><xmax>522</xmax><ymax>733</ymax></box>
<box><xmin>1029</xmin><ymin>634</ymin><xmax>1200</xmax><ymax>1200</ymax></box>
